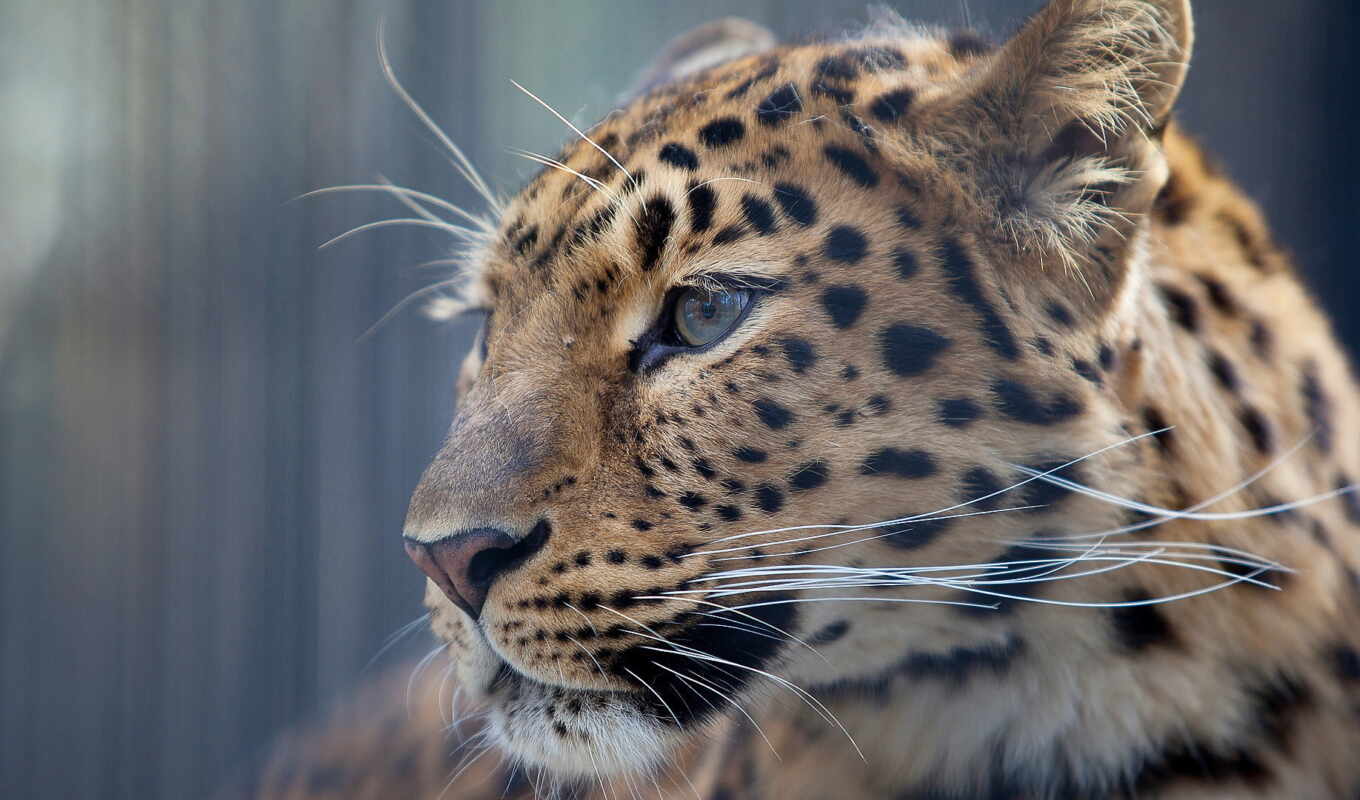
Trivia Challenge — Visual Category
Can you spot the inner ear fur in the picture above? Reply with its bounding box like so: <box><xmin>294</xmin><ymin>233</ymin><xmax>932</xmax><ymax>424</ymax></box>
<box><xmin>941</xmin><ymin>0</ymin><xmax>1194</xmax><ymax>296</ymax></box>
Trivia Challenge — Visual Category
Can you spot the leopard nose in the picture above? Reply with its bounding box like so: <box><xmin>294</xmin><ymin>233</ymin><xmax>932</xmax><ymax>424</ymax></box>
<box><xmin>403</xmin><ymin>523</ymin><xmax>548</xmax><ymax>618</ymax></box>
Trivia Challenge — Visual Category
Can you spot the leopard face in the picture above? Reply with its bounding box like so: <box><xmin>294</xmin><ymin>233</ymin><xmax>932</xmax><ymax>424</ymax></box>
<box><xmin>400</xmin><ymin>0</ymin><xmax>1217</xmax><ymax>782</ymax></box>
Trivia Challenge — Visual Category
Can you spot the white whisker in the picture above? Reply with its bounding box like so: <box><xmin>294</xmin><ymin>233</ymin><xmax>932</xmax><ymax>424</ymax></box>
<box><xmin>510</xmin><ymin>79</ymin><xmax>633</xmax><ymax>180</ymax></box>
<box><xmin>377</xmin><ymin>20</ymin><xmax>500</xmax><ymax>212</ymax></box>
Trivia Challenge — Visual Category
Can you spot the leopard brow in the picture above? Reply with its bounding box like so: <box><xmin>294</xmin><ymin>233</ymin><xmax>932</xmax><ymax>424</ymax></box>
<box><xmin>681</xmin><ymin>270</ymin><xmax>789</xmax><ymax>294</ymax></box>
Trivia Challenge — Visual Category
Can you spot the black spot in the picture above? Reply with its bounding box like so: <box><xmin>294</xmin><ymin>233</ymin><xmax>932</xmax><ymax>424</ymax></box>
<box><xmin>823</xmin><ymin>145</ymin><xmax>878</xmax><ymax>188</ymax></box>
<box><xmin>1239</xmin><ymin>405</ymin><xmax>1273</xmax><ymax>454</ymax></box>
<box><xmin>754</xmin><ymin>484</ymin><xmax>785</xmax><ymax>513</ymax></box>
<box><xmin>895</xmin><ymin>206</ymin><xmax>921</xmax><ymax>229</ymax></box>
<box><xmin>686</xmin><ymin>181</ymin><xmax>716</xmax><ymax>233</ymax></box>
<box><xmin>814</xmin><ymin>53</ymin><xmax>858</xmax><ymax>80</ymax></box>
<box><xmin>607</xmin><ymin>550</ymin><xmax>627</xmax><ymax>564</ymax></box>
<box><xmin>1019</xmin><ymin>459</ymin><xmax>1082</xmax><ymax>511</ymax></box>
<box><xmin>961</xmin><ymin>467</ymin><xmax>1003</xmax><ymax>510</ymax></box>
<box><xmin>939</xmin><ymin>239</ymin><xmax>1018</xmax><ymax>360</ymax></box>
<box><xmin>698</xmin><ymin>117</ymin><xmax>745</xmax><ymax>148</ymax></box>
<box><xmin>635</xmin><ymin>196</ymin><xmax>675</xmax><ymax>272</ymax></box>
<box><xmin>1158</xmin><ymin>284</ymin><xmax>1200</xmax><ymax>332</ymax></box>
<box><xmin>692</xmin><ymin>458</ymin><xmax>716</xmax><ymax>480</ymax></box>
<box><xmin>712</xmin><ymin>225</ymin><xmax>744</xmax><ymax>245</ymax></box>
<box><xmin>778</xmin><ymin>337</ymin><xmax>816</xmax><ymax>374</ymax></box>
<box><xmin>773</xmin><ymin>183</ymin><xmax>817</xmax><ymax>226</ymax></box>
<box><xmin>938</xmin><ymin>397</ymin><xmax>982</xmax><ymax>428</ymax></box>
<box><xmin>658</xmin><ymin>142</ymin><xmax>699</xmax><ymax>170</ymax></box>
<box><xmin>753</xmin><ymin>397</ymin><xmax>794</xmax><ymax>429</ymax></box>
<box><xmin>513</xmin><ymin>225</ymin><xmax>539</xmax><ymax>256</ymax></box>
<box><xmin>1045</xmin><ymin>300</ymin><xmax>1074</xmax><ymax>328</ymax></box>
<box><xmin>1097</xmin><ymin>343</ymin><xmax>1116</xmax><ymax>370</ymax></box>
<box><xmin>641</xmin><ymin>555</ymin><xmax>664</xmax><ymax>570</ymax></box>
<box><xmin>823</xmin><ymin>225</ymin><xmax>868</xmax><ymax>263</ymax></box>
<box><xmin>734</xmin><ymin>447</ymin><xmax>767</xmax><ymax>463</ymax></box>
<box><xmin>756</xmin><ymin>82</ymin><xmax>802</xmax><ymax>126</ymax></box>
<box><xmin>1196</xmin><ymin>274</ymin><xmax>1239</xmax><ymax>315</ymax></box>
<box><xmin>716</xmin><ymin>504</ymin><xmax>743</xmax><ymax>522</ymax></box>
<box><xmin>631</xmin><ymin>519</ymin><xmax>653</xmax><ymax>532</ymax></box>
<box><xmin>788</xmin><ymin>460</ymin><xmax>830</xmax><ymax>491</ymax></box>
<box><xmin>1337</xmin><ymin>474</ymin><xmax>1360</xmax><ymax>524</ymax></box>
<box><xmin>992</xmin><ymin>379</ymin><xmax>1082</xmax><ymax>425</ymax></box>
<box><xmin>1143</xmin><ymin>407</ymin><xmax>1175</xmax><ymax>453</ymax></box>
<box><xmin>807</xmin><ymin>620</ymin><xmax>850</xmax><ymax>646</ymax></box>
<box><xmin>1330</xmin><ymin>644</ymin><xmax>1360</xmax><ymax>681</ymax></box>
<box><xmin>841</xmin><ymin>364</ymin><xmax>860</xmax><ymax>381</ymax></box>
<box><xmin>869</xmin><ymin>87</ymin><xmax>914</xmax><ymax>122</ymax></box>
<box><xmin>722</xmin><ymin>478</ymin><xmax>746</xmax><ymax>495</ymax></box>
<box><xmin>740</xmin><ymin>194</ymin><xmax>777</xmax><ymax>235</ymax></box>
<box><xmin>678</xmin><ymin>492</ymin><xmax>708</xmax><ymax>511</ymax></box>
<box><xmin>1206</xmin><ymin>349</ymin><xmax>1240</xmax><ymax>391</ymax></box>
<box><xmin>879</xmin><ymin>323</ymin><xmax>951</xmax><ymax>377</ymax></box>
<box><xmin>820</xmin><ymin>285</ymin><xmax>868</xmax><ymax>329</ymax></box>
<box><xmin>1110</xmin><ymin>589</ymin><xmax>1179</xmax><ymax>651</ymax></box>
<box><xmin>1032</xmin><ymin>337</ymin><xmax>1054</xmax><ymax>357</ymax></box>
<box><xmin>1300</xmin><ymin>364</ymin><xmax>1333</xmax><ymax>454</ymax></box>
<box><xmin>1071</xmin><ymin>358</ymin><xmax>1101</xmax><ymax>385</ymax></box>
<box><xmin>860</xmin><ymin>448</ymin><xmax>936</xmax><ymax>479</ymax></box>
<box><xmin>810</xmin><ymin>79</ymin><xmax>853</xmax><ymax>105</ymax></box>
<box><xmin>1250</xmin><ymin>320</ymin><xmax>1273</xmax><ymax>360</ymax></box>
<box><xmin>574</xmin><ymin>551</ymin><xmax>592</xmax><ymax>567</ymax></box>
<box><xmin>892</xmin><ymin>247</ymin><xmax>919</xmax><ymax>280</ymax></box>
<box><xmin>881</xmin><ymin>516</ymin><xmax>954</xmax><ymax>549</ymax></box>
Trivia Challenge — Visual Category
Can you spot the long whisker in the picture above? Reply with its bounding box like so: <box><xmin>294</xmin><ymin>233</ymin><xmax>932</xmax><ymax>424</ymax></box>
<box><xmin>1011</xmin><ymin>462</ymin><xmax>1358</xmax><ymax>521</ymax></box>
<box><xmin>377</xmin><ymin>19</ymin><xmax>499</xmax><ymax>212</ymax></box>
<box><xmin>298</xmin><ymin>183</ymin><xmax>493</xmax><ymax>231</ymax></box>
<box><xmin>319</xmin><ymin>217</ymin><xmax>481</xmax><ymax>249</ymax></box>
<box><xmin>510</xmin><ymin>79</ymin><xmax>633</xmax><ymax>181</ymax></box>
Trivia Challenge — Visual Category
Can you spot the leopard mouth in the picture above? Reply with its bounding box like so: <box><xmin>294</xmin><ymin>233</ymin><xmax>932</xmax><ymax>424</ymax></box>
<box><xmin>482</xmin><ymin>592</ymin><xmax>800</xmax><ymax>732</ymax></box>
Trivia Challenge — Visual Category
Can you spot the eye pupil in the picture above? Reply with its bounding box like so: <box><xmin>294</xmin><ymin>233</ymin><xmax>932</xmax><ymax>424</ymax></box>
<box><xmin>673</xmin><ymin>287</ymin><xmax>752</xmax><ymax>347</ymax></box>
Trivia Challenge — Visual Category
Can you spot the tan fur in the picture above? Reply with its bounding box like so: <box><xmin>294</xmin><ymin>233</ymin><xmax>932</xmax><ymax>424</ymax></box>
<box><xmin>241</xmin><ymin>1</ymin><xmax>1360</xmax><ymax>797</ymax></box>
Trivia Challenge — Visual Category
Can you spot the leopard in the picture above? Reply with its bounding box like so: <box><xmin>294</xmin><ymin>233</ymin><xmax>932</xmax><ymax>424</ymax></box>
<box><xmin>235</xmin><ymin>1</ymin><xmax>1360</xmax><ymax>797</ymax></box>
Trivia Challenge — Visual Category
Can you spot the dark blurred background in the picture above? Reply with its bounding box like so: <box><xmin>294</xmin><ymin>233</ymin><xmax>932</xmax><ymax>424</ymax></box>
<box><xmin>0</xmin><ymin>1</ymin><xmax>1356</xmax><ymax>797</ymax></box>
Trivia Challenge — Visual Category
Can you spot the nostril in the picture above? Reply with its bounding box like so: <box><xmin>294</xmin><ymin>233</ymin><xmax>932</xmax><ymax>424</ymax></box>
<box><xmin>404</xmin><ymin>521</ymin><xmax>552</xmax><ymax>619</ymax></box>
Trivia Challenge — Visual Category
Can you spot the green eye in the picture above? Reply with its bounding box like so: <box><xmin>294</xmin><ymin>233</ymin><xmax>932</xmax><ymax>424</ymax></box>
<box><xmin>673</xmin><ymin>287</ymin><xmax>752</xmax><ymax>347</ymax></box>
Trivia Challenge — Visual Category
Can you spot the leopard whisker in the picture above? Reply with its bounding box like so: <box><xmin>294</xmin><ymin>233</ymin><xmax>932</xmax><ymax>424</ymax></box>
<box><xmin>1011</xmin><ymin>462</ymin><xmax>1359</xmax><ymax>521</ymax></box>
<box><xmin>318</xmin><ymin>217</ymin><xmax>482</xmax><ymax>250</ymax></box>
<box><xmin>700</xmin><ymin>504</ymin><xmax>1044</xmax><ymax>561</ymax></box>
<box><xmin>1045</xmin><ymin>431</ymin><xmax>1317</xmax><ymax>541</ymax></box>
<box><xmin>377</xmin><ymin>20</ymin><xmax>500</xmax><ymax>213</ymax></box>
<box><xmin>407</xmin><ymin>643</ymin><xmax>449</xmax><ymax>716</ymax></box>
<box><xmin>645</xmin><ymin>660</ymin><xmax>783</xmax><ymax>761</ymax></box>
<box><xmin>509</xmin><ymin>148</ymin><xmax>623</xmax><ymax>207</ymax></box>
<box><xmin>623</xmin><ymin>666</ymin><xmax>684</xmax><ymax>728</ymax></box>
<box><xmin>597</xmin><ymin>605</ymin><xmax>852</xmax><ymax>751</ymax></box>
<box><xmin>510</xmin><ymin>79</ymin><xmax>633</xmax><ymax>181</ymax></box>
<box><xmin>296</xmin><ymin>180</ymin><xmax>495</xmax><ymax>231</ymax></box>
<box><xmin>365</xmin><ymin>612</ymin><xmax>431</xmax><ymax>673</ymax></box>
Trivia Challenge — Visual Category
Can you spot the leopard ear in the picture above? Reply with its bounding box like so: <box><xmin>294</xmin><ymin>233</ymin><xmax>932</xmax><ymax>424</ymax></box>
<box><xmin>947</xmin><ymin>0</ymin><xmax>1193</xmax><ymax>271</ymax></box>
<box><xmin>624</xmin><ymin>18</ymin><xmax>777</xmax><ymax>100</ymax></box>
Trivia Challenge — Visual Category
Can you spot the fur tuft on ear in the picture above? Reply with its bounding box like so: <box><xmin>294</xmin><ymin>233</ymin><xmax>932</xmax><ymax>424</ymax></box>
<box><xmin>623</xmin><ymin>18</ymin><xmax>777</xmax><ymax>101</ymax></box>
<box><xmin>988</xmin><ymin>0</ymin><xmax>1192</xmax><ymax>143</ymax></box>
<box><xmin>950</xmin><ymin>0</ymin><xmax>1193</xmax><ymax>273</ymax></box>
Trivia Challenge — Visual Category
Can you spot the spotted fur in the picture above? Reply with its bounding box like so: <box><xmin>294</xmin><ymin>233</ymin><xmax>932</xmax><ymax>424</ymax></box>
<box><xmin>245</xmin><ymin>2</ymin><xmax>1360</xmax><ymax>797</ymax></box>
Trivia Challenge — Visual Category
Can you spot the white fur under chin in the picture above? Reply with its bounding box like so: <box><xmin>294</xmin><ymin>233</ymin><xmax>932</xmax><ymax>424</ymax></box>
<box><xmin>488</xmin><ymin>685</ymin><xmax>677</xmax><ymax>780</ymax></box>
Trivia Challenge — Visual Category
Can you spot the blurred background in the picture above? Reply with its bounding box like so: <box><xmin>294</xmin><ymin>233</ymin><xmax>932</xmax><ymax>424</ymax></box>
<box><xmin>0</xmin><ymin>0</ymin><xmax>1356</xmax><ymax>797</ymax></box>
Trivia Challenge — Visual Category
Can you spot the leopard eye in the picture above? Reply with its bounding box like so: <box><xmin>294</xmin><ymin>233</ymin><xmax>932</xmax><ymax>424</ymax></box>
<box><xmin>672</xmin><ymin>287</ymin><xmax>752</xmax><ymax>347</ymax></box>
